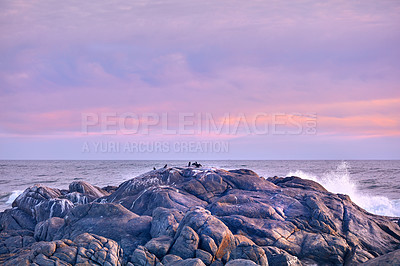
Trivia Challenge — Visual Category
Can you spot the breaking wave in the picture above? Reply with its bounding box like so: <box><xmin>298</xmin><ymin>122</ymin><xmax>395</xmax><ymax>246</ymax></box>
<box><xmin>6</xmin><ymin>190</ymin><xmax>23</xmax><ymax>204</ymax></box>
<box><xmin>287</xmin><ymin>161</ymin><xmax>400</xmax><ymax>217</ymax></box>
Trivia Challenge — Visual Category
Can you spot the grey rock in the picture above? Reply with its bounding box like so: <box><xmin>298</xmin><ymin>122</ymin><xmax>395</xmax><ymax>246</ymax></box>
<box><xmin>55</xmin><ymin>202</ymin><xmax>151</xmax><ymax>259</ymax></box>
<box><xmin>267</xmin><ymin>176</ymin><xmax>327</xmax><ymax>192</ymax></box>
<box><xmin>210</xmin><ymin>261</ymin><xmax>224</xmax><ymax>266</ymax></box>
<box><xmin>65</xmin><ymin>181</ymin><xmax>110</xmax><ymax>206</ymax></box>
<box><xmin>361</xmin><ymin>248</ymin><xmax>400</xmax><ymax>265</ymax></box>
<box><xmin>125</xmin><ymin>186</ymin><xmax>207</xmax><ymax>216</ymax></box>
<box><xmin>175</xmin><ymin>207</ymin><xmax>235</xmax><ymax>261</ymax></box>
<box><xmin>64</xmin><ymin>191</ymin><xmax>91</xmax><ymax>205</ymax></box>
<box><xmin>1</xmin><ymin>232</ymin><xmax>35</xmax><ymax>254</ymax></box>
<box><xmin>234</xmin><ymin>235</ymin><xmax>255</xmax><ymax>246</ymax></box>
<box><xmin>195</xmin><ymin>249</ymin><xmax>213</xmax><ymax>265</ymax></box>
<box><xmin>226</xmin><ymin>259</ymin><xmax>258</xmax><ymax>266</ymax></box>
<box><xmin>130</xmin><ymin>245</ymin><xmax>159</xmax><ymax>266</ymax></box>
<box><xmin>219</xmin><ymin>169</ymin><xmax>277</xmax><ymax>191</ymax></box>
<box><xmin>34</xmin><ymin>198</ymin><xmax>74</xmax><ymax>222</ymax></box>
<box><xmin>0</xmin><ymin>208</ymin><xmax>36</xmax><ymax>231</ymax></box>
<box><xmin>34</xmin><ymin>217</ymin><xmax>65</xmax><ymax>241</ymax></box>
<box><xmin>162</xmin><ymin>254</ymin><xmax>183</xmax><ymax>265</ymax></box>
<box><xmin>263</xmin><ymin>246</ymin><xmax>302</xmax><ymax>266</ymax></box>
<box><xmin>3</xmin><ymin>233</ymin><xmax>123</xmax><ymax>266</ymax></box>
<box><xmin>12</xmin><ymin>185</ymin><xmax>62</xmax><ymax>216</ymax></box>
<box><xmin>174</xmin><ymin>258</ymin><xmax>206</xmax><ymax>266</ymax></box>
<box><xmin>145</xmin><ymin>235</ymin><xmax>173</xmax><ymax>259</ymax></box>
<box><xmin>69</xmin><ymin>181</ymin><xmax>109</xmax><ymax>199</ymax></box>
<box><xmin>179</xmin><ymin>170</ymin><xmax>228</xmax><ymax>202</ymax></box>
<box><xmin>230</xmin><ymin>242</ymin><xmax>268</xmax><ymax>266</ymax></box>
<box><xmin>169</xmin><ymin>225</ymin><xmax>199</xmax><ymax>259</ymax></box>
<box><xmin>199</xmin><ymin>234</ymin><xmax>218</xmax><ymax>257</ymax></box>
<box><xmin>150</xmin><ymin>207</ymin><xmax>183</xmax><ymax>238</ymax></box>
<box><xmin>208</xmin><ymin>190</ymin><xmax>285</xmax><ymax>220</ymax></box>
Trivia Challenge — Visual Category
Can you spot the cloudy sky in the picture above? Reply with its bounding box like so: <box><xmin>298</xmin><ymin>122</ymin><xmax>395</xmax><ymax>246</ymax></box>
<box><xmin>0</xmin><ymin>0</ymin><xmax>399</xmax><ymax>159</ymax></box>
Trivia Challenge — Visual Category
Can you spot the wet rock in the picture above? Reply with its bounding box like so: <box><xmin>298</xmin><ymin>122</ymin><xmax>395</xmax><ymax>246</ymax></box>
<box><xmin>34</xmin><ymin>198</ymin><xmax>74</xmax><ymax>222</ymax></box>
<box><xmin>65</xmin><ymin>181</ymin><xmax>110</xmax><ymax>206</ymax></box>
<box><xmin>64</xmin><ymin>191</ymin><xmax>91</xmax><ymax>205</ymax></box>
<box><xmin>12</xmin><ymin>185</ymin><xmax>62</xmax><ymax>216</ymax></box>
<box><xmin>69</xmin><ymin>181</ymin><xmax>110</xmax><ymax>199</ymax></box>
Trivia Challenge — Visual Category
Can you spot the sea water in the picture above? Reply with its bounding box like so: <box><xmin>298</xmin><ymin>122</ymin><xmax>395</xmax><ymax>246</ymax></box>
<box><xmin>1</xmin><ymin>160</ymin><xmax>399</xmax><ymax>217</ymax></box>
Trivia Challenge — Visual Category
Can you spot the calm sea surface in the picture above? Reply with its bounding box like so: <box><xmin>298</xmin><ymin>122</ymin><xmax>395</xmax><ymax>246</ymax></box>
<box><xmin>1</xmin><ymin>160</ymin><xmax>399</xmax><ymax>216</ymax></box>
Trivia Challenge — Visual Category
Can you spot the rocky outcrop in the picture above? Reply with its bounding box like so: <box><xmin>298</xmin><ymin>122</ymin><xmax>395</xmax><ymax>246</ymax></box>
<box><xmin>0</xmin><ymin>208</ymin><xmax>36</xmax><ymax>231</ymax></box>
<box><xmin>226</xmin><ymin>259</ymin><xmax>258</xmax><ymax>266</ymax></box>
<box><xmin>229</xmin><ymin>242</ymin><xmax>268</xmax><ymax>265</ymax></box>
<box><xmin>263</xmin><ymin>246</ymin><xmax>302</xmax><ymax>265</ymax></box>
<box><xmin>34</xmin><ymin>217</ymin><xmax>65</xmax><ymax>241</ymax></box>
<box><xmin>1</xmin><ymin>166</ymin><xmax>400</xmax><ymax>265</ymax></box>
<box><xmin>360</xmin><ymin>248</ymin><xmax>400</xmax><ymax>265</ymax></box>
<box><xmin>0</xmin><ymin>229</ymin><xmax>35</xmax><ymax>257</ymax></box>
<box><xmin>150</xmin><ymin>207</ymin><xmax>183</xmax><ymax>238</ymax></box>
<box><xmin>54</xmin><ymin>202</ymin><xmax>152</xmax><ymax>259</ymax></box>
<box><xmin>3</xmin><ymin>232</ymin><xmax>123</xmax><ymax>265</ymax></box>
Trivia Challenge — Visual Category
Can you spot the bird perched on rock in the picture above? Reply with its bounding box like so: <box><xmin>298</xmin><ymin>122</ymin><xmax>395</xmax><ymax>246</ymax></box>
<box><xmin>163</xmin><ymin>164</ymin><xmax>167</xmax><ymax>168</ymax></box>
<box><xmin>193</xmin><ymin>162</ymin><xmax>202</xmax><ymax>168</ymax></box>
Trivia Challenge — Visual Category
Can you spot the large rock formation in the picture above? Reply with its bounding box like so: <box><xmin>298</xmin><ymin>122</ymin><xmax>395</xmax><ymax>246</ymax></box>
<box><xmin>1</xmin><ymin>166</ymin><xmax>400</xmax><ymax>265</ymax></box>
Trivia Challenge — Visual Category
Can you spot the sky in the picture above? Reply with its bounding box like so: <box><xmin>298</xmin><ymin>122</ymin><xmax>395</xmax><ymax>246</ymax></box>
<box><xmin>0</xmin><ymin>0</ymin><xmax>399</xmax><ymax>160</ymax></box>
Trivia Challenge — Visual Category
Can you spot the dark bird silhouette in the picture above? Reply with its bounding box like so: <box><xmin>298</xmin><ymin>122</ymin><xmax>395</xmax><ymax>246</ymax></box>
<box><xmin>153</xmin><ymin>167</ymin><xmax>156</xmax><ymax>170</ymax></box>
<box><xmin>188</xmin><ymin>162</ymin><xmax>191</xmax><ymax>167</ymax></box>
<box><xmin>164</xmin><ymin>164</ymin><xmax>168</xmax><ymax>168</ymax></box>
<box><xmin>193</xmin><ymin>161</ymin><xmax>202</xmax><ymax>168</ymax></box>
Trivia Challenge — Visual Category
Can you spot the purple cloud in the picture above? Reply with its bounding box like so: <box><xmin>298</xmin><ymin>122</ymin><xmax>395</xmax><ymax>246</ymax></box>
<box><xmin>0</xmin><ymin>0</ymin><xmax>399</xmax><ymax>159</ymax></box>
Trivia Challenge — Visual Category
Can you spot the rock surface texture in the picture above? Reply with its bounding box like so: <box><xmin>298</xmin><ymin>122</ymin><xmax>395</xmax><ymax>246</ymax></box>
<box><xmin>1</xmin><ymin>167</ymin><xmax>400</xmax><ymax>265</ymax></box>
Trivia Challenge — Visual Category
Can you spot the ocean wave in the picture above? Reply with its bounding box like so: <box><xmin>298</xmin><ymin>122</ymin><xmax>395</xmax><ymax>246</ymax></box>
<box><xmin>287</xmin><ymin>161</ymin><xmax>400</xmax><ymax>217</ymax></box>
<box><xmin>5</xmin><ymin>190</ymin><xmax>23</xmax><ymax>204</ymax></box>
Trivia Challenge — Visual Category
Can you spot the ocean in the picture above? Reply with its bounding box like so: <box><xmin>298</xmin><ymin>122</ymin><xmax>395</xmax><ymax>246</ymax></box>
<box><xmin>1</xmin><ymin>160</ymin><xmax>399</xmax><ymax>217</ymax></box>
